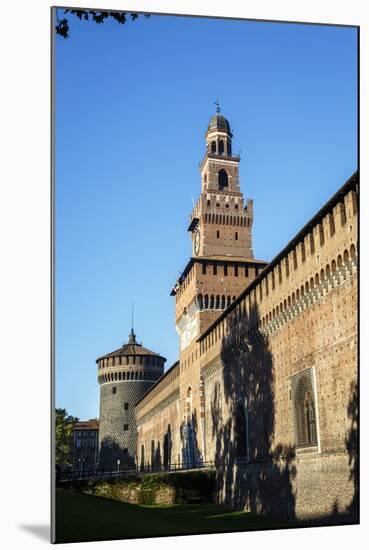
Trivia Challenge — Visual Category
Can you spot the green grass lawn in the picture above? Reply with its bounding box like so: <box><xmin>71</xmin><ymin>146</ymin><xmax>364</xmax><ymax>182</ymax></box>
<box><xmin>55</xmin><ymin>488</ymin><xmax>290</xmax><ymax>543</ymax></box>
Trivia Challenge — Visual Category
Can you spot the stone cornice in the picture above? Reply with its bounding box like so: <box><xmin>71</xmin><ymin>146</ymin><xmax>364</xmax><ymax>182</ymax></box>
<box><xmin>136</xmin><ymin>389</ymin><xmax>180</xmax><ymax>426</ymax></box>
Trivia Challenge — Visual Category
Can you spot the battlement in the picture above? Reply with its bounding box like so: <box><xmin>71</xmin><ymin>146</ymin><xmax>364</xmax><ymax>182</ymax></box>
<box><xmin>198</xmin><ymin>171</ymin><xmax>358</xmax><ymax>359</ymax></box>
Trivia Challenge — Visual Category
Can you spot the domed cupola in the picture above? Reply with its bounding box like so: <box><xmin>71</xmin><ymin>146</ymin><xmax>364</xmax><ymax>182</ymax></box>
<box><xmin>207</xmin><ymin>113</ymin><xmax>232</xmax><ymax>136</ymax></box>
<box><xmin>205</xmin><ymin>101</ymin><xmax>233</xmax><ymax>157</ymax></box>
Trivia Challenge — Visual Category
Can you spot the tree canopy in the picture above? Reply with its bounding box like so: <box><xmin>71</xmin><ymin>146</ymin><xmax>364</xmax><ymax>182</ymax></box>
<box><xmin>55</xmin><ymin>408</ymin><xmax>79</xmax><ymax>467</ymax></box>
<box><xmin>55</xmin><ymin>9</ymin><xmax>150</xmax><ymax>39</ymax></box>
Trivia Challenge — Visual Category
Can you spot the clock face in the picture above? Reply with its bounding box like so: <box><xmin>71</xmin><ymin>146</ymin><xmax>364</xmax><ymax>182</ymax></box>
<box><xmin>194</xmin><ymin>230</ymin><xmax>200</xmax><ymax>256</ymax></box>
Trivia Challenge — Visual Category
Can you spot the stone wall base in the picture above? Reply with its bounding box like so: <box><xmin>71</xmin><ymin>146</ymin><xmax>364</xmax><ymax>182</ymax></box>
<box><xmin>215</xmin><ymin>452</ymin><xmax>358</xmax><ymax>523</ymax></box>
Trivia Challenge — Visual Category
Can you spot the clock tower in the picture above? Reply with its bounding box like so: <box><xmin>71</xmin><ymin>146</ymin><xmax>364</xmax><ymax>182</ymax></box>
<box><xmin>170</xmin><ymin>108</ymin><xmax>267</xmax><ymax>465</ymax></box>
<box><xmin>171</xmin><ymin>108</ymin><xmax>267</xmax><ymax>353</ymax></box>
<box><xmin>189</xmin><ymin>110</ymin><xmax>254</xmax><ymax>259</ymax></box>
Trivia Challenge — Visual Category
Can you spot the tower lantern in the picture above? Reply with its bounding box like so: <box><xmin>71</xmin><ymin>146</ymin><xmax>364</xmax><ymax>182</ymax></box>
<box><xmin>206</xmin><ymin>112</ymin><xmax>233</xmax><ymax>158</ymax></box>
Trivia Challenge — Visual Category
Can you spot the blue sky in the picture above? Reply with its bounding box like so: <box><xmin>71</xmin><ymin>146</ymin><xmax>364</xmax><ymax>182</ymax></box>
<box><xmin>55</xmin><ymin>11</ymin><xmax>357</xmax><ymax>420</ymax></box>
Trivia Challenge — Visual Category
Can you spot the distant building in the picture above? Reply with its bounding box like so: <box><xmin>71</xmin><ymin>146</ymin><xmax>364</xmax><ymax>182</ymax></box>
<box><xmin>72</xmin><ymin>419</ymin><xmax>99</xmax><ymax>472</ymax></box>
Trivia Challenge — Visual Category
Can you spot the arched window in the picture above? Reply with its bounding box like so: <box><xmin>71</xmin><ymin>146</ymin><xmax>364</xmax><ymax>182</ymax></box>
<box><xmin>350</xmin><ymin>244</ymin><xmax>356</xmax><ymax>259</ymax></box>
<box><xmin>218</xmin><ymin>169</ymin><xmax>228</xmax><ymax>190</ymax></box>
<box><xmin>210</xmin><ymin>295</ymin><xmax>214</xmax><ymax>308</ymax></box>
<box><xmin>197</xmin><ymin>294</ymin><xmax>203</xmax><ymax>309</ymax></box>
<box><xmin>218</xmin><ymin>140</ymin><xmax>224</xmax><ymax>155</ymax></box>
<box><xmin>234</xmin><ymin>402</ymin><xmax>248</xmax><ymax>459</ymax></box>
<box><xmin>204</xmin><ymin>294</ymin><xmax>209</xmax><ymax>309</ymax></box>
<box><xmin>292</xmin><ymin>372</ymin><xmax>318</xmax><ymax>448</ymax></box>
<box><xmin>211</xmin><ymin>141</ymin><xmax>216</xmax><ymax>153</ymax></box>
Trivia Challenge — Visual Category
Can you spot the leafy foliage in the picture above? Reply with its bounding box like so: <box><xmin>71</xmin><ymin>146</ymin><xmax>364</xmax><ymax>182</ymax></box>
<box><xmin>55</xmin><ymin>9</ymin><xmax>150</xmax><ymax>39</ymax></box>
<box><xmin>55</xmin><ymin>408</ymin><xmax>79</xmax><ymax>467</ymax></box>
<box><xmin>63</xmin><ymin>471</ymin><xmax>216</xmax><ymax>505</ymax></box>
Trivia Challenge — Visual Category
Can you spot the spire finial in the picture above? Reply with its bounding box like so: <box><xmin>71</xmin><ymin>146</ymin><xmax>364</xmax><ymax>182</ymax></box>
<box><xmin>215</xmin><ymin>98</ymin><xmax>221</xmax><ymax>113</ymax></box>
<box><xmin>128</xmin><ymin>302</ymin><xmax>136</xmax><ymax>343</ymax></box>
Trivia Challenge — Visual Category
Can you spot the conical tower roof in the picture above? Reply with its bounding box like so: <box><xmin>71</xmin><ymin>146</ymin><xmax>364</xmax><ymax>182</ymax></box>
<box><xmin>96</xmin><ymin>329</ymin><xmax>166</xmax><ymax>362</ymax></box>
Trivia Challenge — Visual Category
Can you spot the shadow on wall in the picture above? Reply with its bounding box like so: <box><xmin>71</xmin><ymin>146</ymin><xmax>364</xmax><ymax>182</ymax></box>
<box><xmin>180</xmin><ymin>410</ymin><xmax>202</xmax><ymax>468</ymax></box>
<box><xmin>163</xmin><ymin>424</ymin><xmax>172</xmax><ymax>469</ymax></box>
<box><xmin>212</xmin><ymin>303</ymin><xmax>297</xmax><ymax>520</ymax></box>
<box><xmin>345</xmin><ymin>380</ymin><xmax>358</xmax><ymax>519</ymax></box>
<box><xmin>99</xmin><ymin>437</ymin><xmax>135</xmax><ymax>471</ymax></box>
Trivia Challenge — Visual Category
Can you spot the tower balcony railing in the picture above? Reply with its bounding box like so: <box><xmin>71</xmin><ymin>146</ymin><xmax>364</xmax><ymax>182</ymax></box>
<box><xmin>206</xmin><ymin>152</ymin><xmax>240</xmax><ymax>161</ymax></box>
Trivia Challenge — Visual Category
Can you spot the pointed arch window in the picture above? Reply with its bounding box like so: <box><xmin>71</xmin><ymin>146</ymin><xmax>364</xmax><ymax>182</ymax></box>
<box><xmin>292</xmin><ymin>369</ymin><xmax>318</xmax><ymax>449</ymax></box>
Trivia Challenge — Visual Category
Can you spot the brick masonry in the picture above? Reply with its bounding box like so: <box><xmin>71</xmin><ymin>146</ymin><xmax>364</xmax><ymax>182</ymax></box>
<box><xmin>99</xmin><ymin>380</ymin><xmax>155</xmax><ymax>470</ymax></box>
<box><xmin>97</xmin><ymin>332</ymin><xmax>166</xmax><ymax>470</ymax></box>
<box><xmin>133</xmin><ymin>113</ymin><xmax>358</xmax><ymax>522</ymax></box>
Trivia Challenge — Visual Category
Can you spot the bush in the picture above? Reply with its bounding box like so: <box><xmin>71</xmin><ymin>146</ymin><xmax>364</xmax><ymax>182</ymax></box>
<box><xmin>67</xmin><ymin>470</ymin><xmax>216</xmax><ymax>506</ymax></box>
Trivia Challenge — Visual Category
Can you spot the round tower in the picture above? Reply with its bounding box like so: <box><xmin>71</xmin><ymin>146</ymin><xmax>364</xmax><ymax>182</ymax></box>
<box><xmin>96</xmin><ymin>329</ymin><xmax>166</xmax><ymax>470</ymax></box>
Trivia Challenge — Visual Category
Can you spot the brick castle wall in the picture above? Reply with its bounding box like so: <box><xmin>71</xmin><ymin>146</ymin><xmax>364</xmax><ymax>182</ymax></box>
<box><xmin>199</xmin><ymin>174</ymin><xmax>358</xmax><ymax>520</ymax></box>
<box><xmin>136</xmin><ymin>173</ymin><xmax>358</xmax><ymax>522</ymax></box>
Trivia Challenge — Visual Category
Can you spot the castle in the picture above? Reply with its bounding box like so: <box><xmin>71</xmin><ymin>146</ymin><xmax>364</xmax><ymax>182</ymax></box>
<box><xmin>97</xmin><ymin>110</ymin><xmax>358</xmax><ymax>522</ymax></box>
